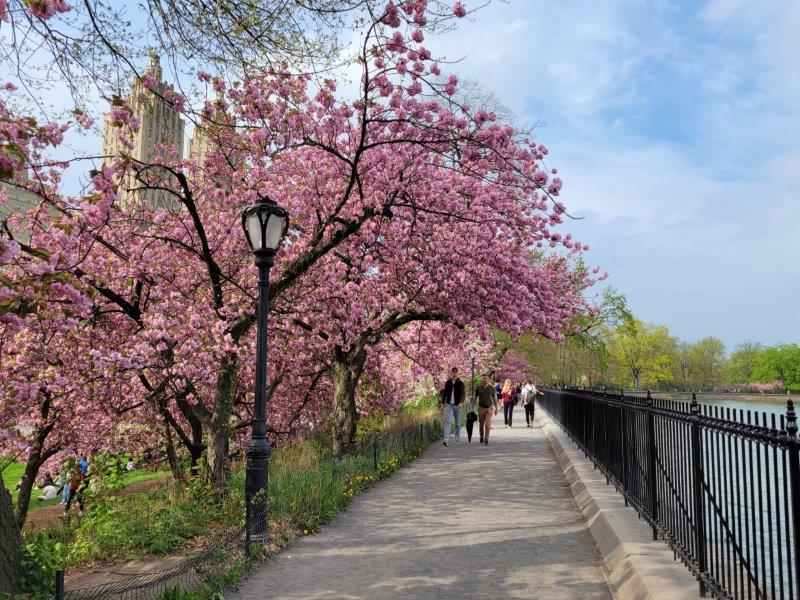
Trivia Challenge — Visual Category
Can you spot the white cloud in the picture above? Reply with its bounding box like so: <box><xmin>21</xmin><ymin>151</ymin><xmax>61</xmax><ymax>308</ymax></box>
<box><xmin>429</xmin><ymin>0</ymin><xmax>800</xmax><ymax>346</ymax></box>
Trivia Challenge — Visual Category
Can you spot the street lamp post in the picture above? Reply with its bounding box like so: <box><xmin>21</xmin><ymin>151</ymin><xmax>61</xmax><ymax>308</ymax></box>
<box><xmin>241</xmin><ymin>195</ymin><xmax>288</xmax><ymax>543</ymax></box>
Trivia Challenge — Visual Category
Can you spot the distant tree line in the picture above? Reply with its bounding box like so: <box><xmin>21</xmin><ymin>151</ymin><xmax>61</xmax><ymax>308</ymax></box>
<box><xmin>499</xmin><ymin>289</ymin><xmax>800</xmax><ymax>393</ymax></box>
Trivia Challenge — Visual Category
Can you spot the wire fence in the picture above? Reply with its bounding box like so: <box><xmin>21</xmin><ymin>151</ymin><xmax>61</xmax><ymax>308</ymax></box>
<box><xmin>57</xmin><ymin>525</ymin><xmax>246</xmax><ymax>600</ymax></box>
<box><xmin>539</xmin><ymin>388</ymin><xmax>800</xmax><ymax>600</ymax></box>
<box><xmin>48</xmin><ymin>418</ymin><xmax>439</xmax><ymax>600</ymax></box>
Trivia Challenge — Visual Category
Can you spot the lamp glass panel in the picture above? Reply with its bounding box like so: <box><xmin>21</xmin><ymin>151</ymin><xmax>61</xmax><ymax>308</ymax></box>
<box><xmin>264</xmin><ymin>213</ymin><xmax>286</xmax><ymax>250</ymax></box>
<box><xmin>246</xmin><ymin>212</ymin><xmax>263</xmax><ymax>251</ymax></box>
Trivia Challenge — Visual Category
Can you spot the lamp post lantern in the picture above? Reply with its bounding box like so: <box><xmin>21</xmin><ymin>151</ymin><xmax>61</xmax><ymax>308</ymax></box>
<box><xmin>241</xmin><ymin>195</ymin><xmax>288</xmax><ymax>543</ymax></box>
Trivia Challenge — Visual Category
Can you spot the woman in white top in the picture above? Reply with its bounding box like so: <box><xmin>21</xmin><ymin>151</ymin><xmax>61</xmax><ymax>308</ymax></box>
<box><xmin>37</xmin><ymin>485</ymin><xmax>59</xmax><ymax>501</ymax></box>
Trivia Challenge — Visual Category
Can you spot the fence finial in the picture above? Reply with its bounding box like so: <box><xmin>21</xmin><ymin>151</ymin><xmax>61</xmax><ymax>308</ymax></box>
<box><xmin>786</xmin><ymin>400</ymin><xmax>797</xmax><ymax>439</ymax></box>
<box><xmin>690</xmin><ymin>392</ymin><xmax>700</xmax><ymax>415</ymax></box>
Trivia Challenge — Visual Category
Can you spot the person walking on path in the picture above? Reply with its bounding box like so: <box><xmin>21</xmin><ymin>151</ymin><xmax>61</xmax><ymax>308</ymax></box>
<box><xmin>440</xmin><ymin>367</ymin><xmax>465</xmax><ymax>446</ymax></box>
<box><xmin>474</xmin><ymin>374</ymin><xmax>499</xmax><ymax>445</ymax></box>
<box><xmin>522</xmin><ymin>380</ymin><xmax>543</xmax><ymax>427</ymax></box>
<box><xmin>501</xmin><ymin>379</ymin><xmax>514</xmax><ymax>428</ymax></box>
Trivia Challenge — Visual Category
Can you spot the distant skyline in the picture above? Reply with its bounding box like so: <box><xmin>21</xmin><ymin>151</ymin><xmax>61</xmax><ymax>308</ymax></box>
<box><xmin>428</xmin><ymin>0</ymin><xmax>799</xmax><ymax>350</ymax></box>
<box><xmin>2</xmin><ymin>0</ymin><xmax>797</xmax><ymax>352</ymax></box>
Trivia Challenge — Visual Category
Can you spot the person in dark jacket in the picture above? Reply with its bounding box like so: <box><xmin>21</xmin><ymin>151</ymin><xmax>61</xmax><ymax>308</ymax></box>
<box><xmin>440</xmin><ymin>367</ymin><xmax>465</xmax><ymax>446</ymax></box>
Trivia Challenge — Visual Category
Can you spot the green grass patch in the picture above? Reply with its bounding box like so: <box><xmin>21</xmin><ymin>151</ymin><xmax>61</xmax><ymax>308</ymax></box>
<box><xmin>2</xmin><ymin>460</ymin><xmax>25</xmax><ymax>504</ymax></box>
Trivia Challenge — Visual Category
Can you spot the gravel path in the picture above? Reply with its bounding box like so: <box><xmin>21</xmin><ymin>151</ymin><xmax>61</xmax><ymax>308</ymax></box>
<box><xmin>229</xmin><ymin>406</ymin><xmax>612</xmax><ymax>599</ymax></box>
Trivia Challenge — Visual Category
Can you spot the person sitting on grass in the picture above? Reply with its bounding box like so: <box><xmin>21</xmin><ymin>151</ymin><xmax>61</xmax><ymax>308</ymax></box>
<box><xmin>37</xmin><ymin>484</ymin><xmax>58</xmax><ymax>501</ymax></box>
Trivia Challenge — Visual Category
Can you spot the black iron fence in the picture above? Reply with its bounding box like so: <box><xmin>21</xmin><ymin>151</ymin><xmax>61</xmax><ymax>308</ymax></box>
<box><xmin>539</xmin><ymin>388</ymin><xmax>800</xmax><ymax>600</ymax></box>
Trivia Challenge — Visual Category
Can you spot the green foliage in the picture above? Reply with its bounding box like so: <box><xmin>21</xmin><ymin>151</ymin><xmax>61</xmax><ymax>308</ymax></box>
<box><xmin>496</xmin><ymin>286</ymin><xmax>633</xmax><ymax>388</ymax></box>
<box><xmin>66</xmin><ymin>477</ymin><xmax>243</xmax><ymax>564</ymax></box>
<box><xmin>494</xmin><ymin>283</ymin><xmax>798</xmax><ymax>392</ymax></box>
<box><xmin>753</xmin><ymin>344</ymin><xmax>800</xmax><ymax>392</ymax></box>
<box><xmin>725</xmin><ymin>342</ymin><xmax>763</xmax><ymax>383</ymax></box>
<box><xmin>687</xmin><ymin>337</ymin><xmax>726</xmax><ymax>390</ymax></box>
<box><xmin>607</xmin><ymin>319</ymin><xmax>678</xmax><ymax>389</ymax></box>
<box><xmin>20</xmin><ymin>531</ymin><xmax>67</xmax><ymax>597</ymax></box>
<box><xmin>270</xmin><ymin>414</ymin><xmax>436</xmax><ymax>534</ymax></box>
<box><xmin>354</xmin><ymin>412</ymin><xmax>387</xmax><ymax>445</ymax></box>
<box><xmin>398</xmin><ymin>393</ymin><xmax>439</xmax><ymax>413</ymax></box>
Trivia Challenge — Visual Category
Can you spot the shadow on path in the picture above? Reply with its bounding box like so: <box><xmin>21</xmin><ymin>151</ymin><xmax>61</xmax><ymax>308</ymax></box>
<box><xmin>229</xmin><ymin>407</ymin><xmax>611</xmax><ymax>600</ymax></box>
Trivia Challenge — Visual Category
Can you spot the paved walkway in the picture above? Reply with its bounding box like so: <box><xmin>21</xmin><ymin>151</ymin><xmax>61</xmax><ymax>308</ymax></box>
<box><xmin>229</xmin><ymin>406</ymin><xmax>612</xmax><ymax>599</ymax></box>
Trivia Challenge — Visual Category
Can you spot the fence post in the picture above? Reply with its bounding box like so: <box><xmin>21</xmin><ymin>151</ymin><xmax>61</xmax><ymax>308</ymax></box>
<box><xmin>55</xmin><ymin>569</ymin><xmax>65</xmax><ymax>600</ymax></box>
<box><xmin>646</xmin><ymin>390</ymin><xmax>658</xmax><ymax>540</ymax></box>
<box><xmin>590</xmin><ymin>397</ymin><xmax>597</xmax><ymax>469</ymax></box>
<box><xmin>620</xmin><ymin>401</ymin><xmax>629</xmax><ymax>507</ymax></box>
<box><xmin>786</xmin><ymin>400</ymin><xmax>800</xmax><ymax>596</ymax></box>
<box><xmin>244</xmin><ymin>493</ymin><xmax>252</xmax><ymax>556</ymax></box>
<box><xmin>373</xmin><ymin>440</ymin><xmax>378</xmax><ymax>471</ymax></box>
<box><xmin>690</xmin><ymin>394</ymin><xmax>708</xmax><ymax>597</ymax></box>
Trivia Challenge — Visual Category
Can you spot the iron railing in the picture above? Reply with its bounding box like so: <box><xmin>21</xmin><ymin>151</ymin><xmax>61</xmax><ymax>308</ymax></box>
<box><xmin>539</xmin><ymin>388</ymin><xmax>800</xmax><ymax>600</ymax></box>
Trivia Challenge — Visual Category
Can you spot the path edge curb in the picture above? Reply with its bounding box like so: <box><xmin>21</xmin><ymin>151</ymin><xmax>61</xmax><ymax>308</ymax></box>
<box><xmin>536</xmin><ymin>408</ymin><xmax>701</xmax><ymax>600</ymax></box>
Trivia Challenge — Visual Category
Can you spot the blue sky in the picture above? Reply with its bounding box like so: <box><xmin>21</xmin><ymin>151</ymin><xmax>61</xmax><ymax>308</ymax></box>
<box><xmin>429</xmin><ymin>0</ymin><xmax>800</xmax><ymax>350</ymax></box>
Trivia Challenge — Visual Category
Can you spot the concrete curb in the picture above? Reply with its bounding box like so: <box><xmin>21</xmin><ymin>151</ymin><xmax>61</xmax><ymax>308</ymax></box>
<box><xmin>536</xmin><ymin>408</ymin><xmax>701</xmax><ymax>600</ymax></box>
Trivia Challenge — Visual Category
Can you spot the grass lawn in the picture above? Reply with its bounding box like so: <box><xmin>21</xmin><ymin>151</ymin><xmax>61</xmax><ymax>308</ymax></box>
<box><xmin>2</xmin><ymin>458</ymin><xmax>168</xmax><ymax>513</ymax></box>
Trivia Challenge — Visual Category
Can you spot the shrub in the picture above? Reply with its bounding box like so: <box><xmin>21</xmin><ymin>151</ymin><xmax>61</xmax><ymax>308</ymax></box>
<box><xmin>21</xmin><ymin>531</ymin><xmax>67</xmax><ymax>597</ymax></box>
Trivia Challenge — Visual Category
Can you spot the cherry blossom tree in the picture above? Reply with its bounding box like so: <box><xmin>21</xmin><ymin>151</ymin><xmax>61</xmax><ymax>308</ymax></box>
<box><xmin>0</xmin><ymin>0</ymin><xmax>605</xmax><ymax>591</ymax></box>
<box><xmin>1</xmin><ymin>0</ymin><xmax>596</xmax><ymax>496</ymax></box>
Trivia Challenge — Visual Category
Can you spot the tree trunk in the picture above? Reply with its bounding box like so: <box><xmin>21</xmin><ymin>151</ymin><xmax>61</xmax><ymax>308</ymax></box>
<box><xmin>15</xmin><ymin>459</ymin><xmax>39</xmax><ymax>530</ymax></box>
<box><xmin>0</xmin><ymin>471</ymin><xmax>22</xmax><ymax>595</ymax></box>
<box><xmin>205</xmin><ymin>422</ymin><xmax>229</xmax><ymax>491</ymax></box>
<box><xmin>161</xmin><ymin>418</ymin><xmax>185</xmax><ymax>484</ymax></box>
<box><xmin>16</xmin><ymin>394</ymin><xmax>58</xmax><ymax>528</ymax></box>
<box><xmin>205</xmin><ymin>353</ymin><xmax>237</xmax><ymax>492</ymax></box>
<box><xmin>176</xmin><ymin>398</ymin><xmax>205</xmax><ymax>475</ymax></box>
<box><xmin>15</xmin><ymin>435</ymin><xmax>58</xmax><ymax>529</ymax></box>
<box><xmin>330</xmin><ymin>348</ymin><xmax>365</xmax><ymax>456</ymax></box>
